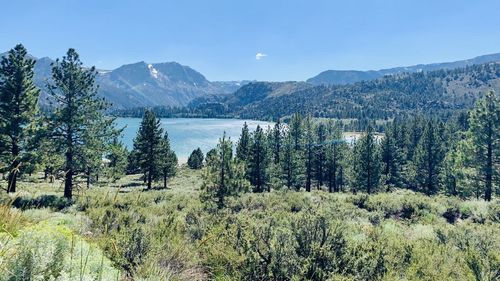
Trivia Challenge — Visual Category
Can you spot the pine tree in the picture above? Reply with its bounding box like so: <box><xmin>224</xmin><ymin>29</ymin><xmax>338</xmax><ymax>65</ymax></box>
<box><xmin>131</xmin><ymin>109</ymin><xmax>164</xmax><ymax>190</ymax></box>
<box><xmin>380</xmin><ymin>123</ymin><xmax>403</xmax><ymax>190</ymax></box>
<box><xmin>414</xmin><ymin>120</ymin><xmax>444</xmax><ymax>195</ymax></box>
<box><xmin>248</xmin><ymin>125</ymin><xmax>269</xmax><ymax>192</ymax></box>
<box><xmin>393</xmin><ymin>121</ymin><xmax>410</xmax><ymax>187</ymax></box>
<box><xmin>304</xmin><ymin>115</ymin><xmax>315</xmax><ymax>192</ymax></box>
<box><xmin>236</xmin><ymin>122</ymin><xmax>251</xmax><ymax>162</ymax></box>
<box><xmin>270</xmin><ymin>120</ymin><xmax>283</xmax><ymax>164</ymax></box>
<box><xmin>187</xmin><ymin>148</ymin><xmax>204</xmax><ymax>169</ymax></box>
<box><xmin>353</xmin><ymin>126</ymin><xmax>380</xmax><ymax>194</ymax></box>
<box><xmin>46</xmin><ymin>49</ymin><xmax>115</xmax><ymax>199</ymax></box>
<box><xmin>314</xmin><ymin>123</ymin><xmax>327</xmax><ymax>188</ymax></box>
<box><xmin>205</xmin><ymin>148</ymin><xmax>217</xmax><ymax>167</ymax></box>
<box><xmin>442</xmin><ymin>138</ymin><xmax>476</xmax><ymax>198</ymax></box>
<box><xmin>159</xmin><ymin>132</ymin><xmax>177</xmax><ymax>189</ymax></box>
<box><xmin>325</xmin><ymin>123</ymin><xmax>346</xmax><ymax>192</ymax></box>
<box><xmin>406</xmin><ymin>117</ymin><xmax>424</xmax><ymax>162</ymax></box>
<box><xmin>0</xmin><ymin>44</ymin><xmax>40</xmax><ymax>193</ymax></box>
<box><xmin>106</xmin><ymin>137</ymin><xmax>128</xmax><ymax>183</ymax></box>
<box><xmin>201</xmin><ymin>134</ymin><xmax>249</xmax><ymax>209</ymax></box>
<box><xmin>468</xmin><ymin>91</ymin><xmax>499</xmax><ymax>201</ymax></box>
<box><xmin>281</xmin><ymin>134</ymin><xmax>304</xmax><ymax>190</ymax></box>
<box><xmin>290</xmin><ymin>113</ymin><xmax>303</xmax><ymax>151</ymax></box>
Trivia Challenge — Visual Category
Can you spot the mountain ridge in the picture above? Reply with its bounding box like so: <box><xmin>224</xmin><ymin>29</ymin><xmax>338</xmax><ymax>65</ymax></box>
<box><xmin>2</xmin><ymin>50</ymin><xmax>500</xmax><ymax>109</ymax></box>
<box><xmin>307</xmin><ymin>52</ymin><xmax>500</xmax><ymax>85</ymax></box>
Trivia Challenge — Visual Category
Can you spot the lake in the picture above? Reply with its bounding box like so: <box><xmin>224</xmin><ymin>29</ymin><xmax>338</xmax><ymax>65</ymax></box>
<box><xmin>115</xmin><ymin>118</ymin><xmax>274</xmax><ymax>161</ymax></box>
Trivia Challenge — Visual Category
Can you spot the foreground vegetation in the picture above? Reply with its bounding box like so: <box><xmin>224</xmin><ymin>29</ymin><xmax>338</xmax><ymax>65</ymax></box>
<box><xmin>0</xmin><ymin>43</ymin><xmax>498</xmax><ymax>280</ymax></box>
<box><xmin>0</xmin><ymin>168</ymin><xmax>498</xmax><ymax>280</ymax></box>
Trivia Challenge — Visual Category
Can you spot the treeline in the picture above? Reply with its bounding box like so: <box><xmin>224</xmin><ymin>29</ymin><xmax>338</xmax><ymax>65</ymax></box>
<box><xmin>202</xmin><ymin>93</ymin><xmax>499</xmax><ymax>208</ymax></box>
<box><xmin>0</xmin><ymin>44</ymin><xmax>180</xmax><ymax>199</ymax></box>
<box><xmin>109</xmin><ymin>103</ymin><xmax>234</xmax><ymax>119</ymax></box>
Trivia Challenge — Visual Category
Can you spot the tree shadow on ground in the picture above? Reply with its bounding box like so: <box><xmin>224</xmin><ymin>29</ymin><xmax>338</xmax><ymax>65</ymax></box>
<box><xmin>12</xmin><ymin>194</ymin><xmax>72</xmax><ymax>210</ymax></box>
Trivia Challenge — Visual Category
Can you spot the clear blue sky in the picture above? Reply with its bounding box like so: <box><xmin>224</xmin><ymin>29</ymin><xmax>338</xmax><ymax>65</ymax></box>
<box><xmin>1</xmin><ymin>0</ymin><xmax>499</xmax><ymax>81</ymax></box>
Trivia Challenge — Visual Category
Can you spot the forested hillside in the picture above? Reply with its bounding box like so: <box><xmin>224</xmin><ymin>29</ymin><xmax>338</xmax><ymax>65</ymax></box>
<box><xmin>190</xmin><ymin>62</ymin><xmax>500</xmax><ymax>121</ymax></box>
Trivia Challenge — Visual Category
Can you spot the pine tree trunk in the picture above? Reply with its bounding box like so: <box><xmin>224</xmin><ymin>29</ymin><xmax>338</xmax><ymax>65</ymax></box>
<box><xmin>7</xmin><ymin>171</ymin><xmax>17</xmax><ymax>193</ymax></box>
<box><xmin>64</xmin><ymin>148</ymin><xmax>73</xmax><ymax>199</ymax></box>
<box><xmin>306</xmin><ymin>146</ymin><xmax>312</xmax><ymax>192</ymax></box>
<box><xmin>64</xmin><ymin>168</ymin><xmax>73</xmax><ymax>199</ymax></box>
<box><xmin>339</xmin><ymin>168</ymin><xmax>344</xmax><ymax>192</ymax></box>
<box><xmin>86</xmin><ymin>167</ymin><xmax>91</xmax><ymax>189</ymax></box>
<box><xmin>163</xmin><ymin>173</ymin><xmax>167</xmax><ymax>189</ymax></box>
<box><xmin>7</xmin><ymin>142</ymin><xmax>19</xmax><ymax>193</ymax></box>
<box><xmin>332</xmin><ymin>151</ymin><xmax>338</xmax><ymax>192</ymax></box>
<box><xmin>147</xmin><ymin>171</ymin><xmax>152</xmax><ymax>190</ymax></box>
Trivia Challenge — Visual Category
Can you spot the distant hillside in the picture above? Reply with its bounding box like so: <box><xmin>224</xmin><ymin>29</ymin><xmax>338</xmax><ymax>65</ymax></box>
<box><xmin>307</xmin><ymin>53</ymin><xmax>500</xmax><ymax>85</ymax></box>
<box><xmin>193</xmin><ymin>62</ymin><xmax>500</xmax><ymax>120</ymax></box>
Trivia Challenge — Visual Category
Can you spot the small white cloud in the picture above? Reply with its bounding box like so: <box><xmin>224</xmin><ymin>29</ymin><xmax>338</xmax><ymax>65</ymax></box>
<box><xmin>255</xmin><ymin>52</ymin><xmax>267</xmax><ymax>60</ymax></box>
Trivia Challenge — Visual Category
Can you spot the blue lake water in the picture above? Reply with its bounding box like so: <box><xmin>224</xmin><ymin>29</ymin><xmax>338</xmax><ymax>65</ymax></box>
<box><xmin>115</xmin><ymin>118</ymin><xmax>274</xmax><ymax>161</ymax></box>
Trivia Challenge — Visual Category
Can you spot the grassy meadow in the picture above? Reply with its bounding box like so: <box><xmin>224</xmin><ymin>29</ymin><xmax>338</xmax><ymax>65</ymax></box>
<box><xmin>0</xmin><ymin>166</ymin><xmax>498</xmax><ymax>281</ymax></box>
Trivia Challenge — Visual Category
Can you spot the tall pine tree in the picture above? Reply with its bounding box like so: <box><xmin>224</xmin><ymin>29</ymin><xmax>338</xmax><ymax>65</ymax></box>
<box><xmin>46</xmin><ymin>49</ymin><xmax>115</xmax><ymax>199</ymax></box>
<box><xmin>380</xmin><ymin>122</ymin><xmax>403</xmax><ymax>190</ymax></box>
<box><xmin>468</xmin><ymin>91</ymin><xmax>499</xmax><ymax>201</ymax></box>
<box><xmin>314</xmin><ymin>123</ymin><xmax>327</xmax><ymax>188</ymax></box>
<box><xmin>414</xmin><ymin>120</ymin><xmax>444</xmax><ymax>195</ymax></box>
<box><xmin>248</xmin><ymin>125</ymin><xmax>269</xmax><ymax>192</ymax></box>
<box><xmin>281</xmin><ymin>134</ymin><xmax>304</xmax><ymax>190</ymax></box>
<box><xmin>131</xmin><ymin>109</ymin><xmax>164</xmax><ymax>190</ymax></box>
<box><xmin>353</xmin><ymin>126</ymin><xmax>380</xmax><ymax>194</ymax></box>
<box><xmin>201</xmin><ymin>134</ymin><xmax>249</xmax><ymax>209</ymax></box>
<box><xmin>0</xmin><ymin>44</ymin><xmax>40</xmax><ymax>193</ymax></box>
<box><xmin>325</xmin><ymin>123</ymin><xmax>346</xmax><ymax>192</ymax></box>
<box><xmin>270</xmin><ymin>119</ymin><xmax>283</xmax><ymax>164</ymax></box>
<box><xmin>159</xmin><ymin>132</ymin><xmax>177</xmax><ymax>189</ymax></box>
<box><xmin>304</xmin><ymin>115</ymin><xmax>315</xmax><ymax>192</ymax></box>
<box><xmin>290</xmin><ymin>113</ymin><xmax>303</xmax><ymax>151</ymax></box>
<box><xmin>236</xmin><ymin>122</ymin><xmax>251</xmax><ymax>162</ymax></box>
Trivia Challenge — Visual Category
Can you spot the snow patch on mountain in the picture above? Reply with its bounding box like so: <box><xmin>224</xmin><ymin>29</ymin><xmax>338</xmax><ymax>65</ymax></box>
<box><xmin>147</xmin><ymin>64</ymin><xmax>159</xmax><ymax>79</ymax></box>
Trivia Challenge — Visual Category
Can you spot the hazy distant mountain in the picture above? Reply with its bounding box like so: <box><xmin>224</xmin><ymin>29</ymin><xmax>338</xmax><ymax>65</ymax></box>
<box><xmin>1</xmin><ymin>52</ymin><xmax>244</xmax><ymax>109</ymax></box>
<box><xmin>96</xmin><ymin>61</ymin><xmax>229</xmax><ymax>108</ymax></box>
<box><xmin>211</xmin><ymin>80</ymin><xmax>254</xmax><ymax>94</ymax></box>
<box><xmin>307</xmin><ymin>53</ymin><xmax>500</xmax><ymax>85</ymax></box>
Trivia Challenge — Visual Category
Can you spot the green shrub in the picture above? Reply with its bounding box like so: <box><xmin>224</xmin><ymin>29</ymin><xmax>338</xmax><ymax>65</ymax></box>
<box><xmin>487</xmin><ymin>200</ymin><xmax>500</xmax><ymax>223</ymax></box>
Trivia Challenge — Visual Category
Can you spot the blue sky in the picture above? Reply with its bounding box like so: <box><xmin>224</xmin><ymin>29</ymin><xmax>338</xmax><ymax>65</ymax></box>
<box><xmin>1</xmin><ymin>0</ymin><xmax>499</xmax><ymax>81</ymax></box>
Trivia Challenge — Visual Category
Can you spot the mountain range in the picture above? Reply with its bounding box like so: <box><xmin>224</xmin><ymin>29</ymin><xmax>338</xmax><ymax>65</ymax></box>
<box><xmin>1</xmin><ymin>51</ymin><xmax>500</xmax><ymax>110</ymax></box>
<box><xmin>0</xmin><ymin>52</ymin><xmax>250</xmax><ymax>109</ymax></box>
<box><xmin>307</xmin><ymin>53</ymin><xmax>500</xmax><ymax>85</ymax></box>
